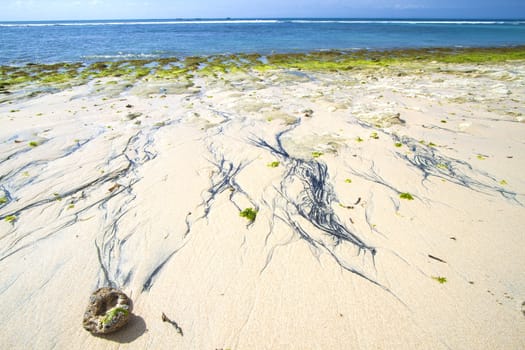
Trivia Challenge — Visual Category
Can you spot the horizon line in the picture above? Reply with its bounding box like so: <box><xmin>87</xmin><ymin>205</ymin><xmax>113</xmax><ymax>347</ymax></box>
<box><xmin>1</xmin><ymin>16</ymin><xmax>525</xmax><ymax>23</ymax></box>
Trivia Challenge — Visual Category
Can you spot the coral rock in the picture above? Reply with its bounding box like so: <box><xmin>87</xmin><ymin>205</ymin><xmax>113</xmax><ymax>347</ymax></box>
<box><xmin>83</xmin><ymin>287</ymin><xmax>132</xmax><ymax>334</ymax></box>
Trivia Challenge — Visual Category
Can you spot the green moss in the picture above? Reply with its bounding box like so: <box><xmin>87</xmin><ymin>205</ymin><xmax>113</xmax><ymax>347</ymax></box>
<box><xmin>499</xmin><ymin>179</ymin><xmax>508</xmax><ymax>185</ymax></box>
<box><xmin>432</xmin><ymin>276</ymin><xmax>447</xmax><ymax>284</ymax></box>
<box><xmin>370</xmin><ymin>132</ymin><xmax>379</xmax><ymax>140</ymax></box>
<box><xmin>344</xmin><ymin>178</ymin><xmax>352</xmax><ymax>183</ymax></box>
<box><xmin>477</xmin><ymin>154</ymin><xmax>487</xmax><ymax>160</ymax></box>
<box><xmin>101</xmin><ymin>307</ymin><xmax>129</xmax><ymax>326</ymax></box>
<box><xmin>2</xmin><ymin>47</ymin><xmax>523</xmax><ymax>96</ymax></box>
<box><xmin>28</xmin><ymin>141</ymin><xmax>38</xmax><ymax>147</ymax></box>
<box><xmin>267</xmin><ymin>161</ymin><xmax>280</xmax><ymax>168</ymax></box>
<box><xmin>399</xmin><ymin>192</ymin><xmax>414</xmax><ymax>200</ymax></box>
<box><xmin>312</xmin><ymin>151</ymin><xmax>323</xmax><ymax>158</ymax></box>
<box><xmin>0</xmin><ymin>197</ymin><xmax>7</xmax><ymax>204</ymax></box>
<box><xmin>395</xmin><ymin>142</ymin><xmax>403</xmax><ymax>148</ymax></box>
<box><xmin>5</xmin><ymin>215</ymin><xmax>17</xmax><ymax>223</ymax></box>
<box><xmin>356</xmin><ymin>137</ymin><xmax>364</xmax><ymax>142</ymax></box>
<box><xmin>240</xmin><ymin>208</ymin><xmax>257</xmax><ymax>222</ymax></box>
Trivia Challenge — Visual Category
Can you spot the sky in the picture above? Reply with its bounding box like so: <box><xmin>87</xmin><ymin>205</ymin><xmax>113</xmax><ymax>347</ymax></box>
<box><xmin>1</xmin><ymin>0</ymin><xmax>525</xmax><ymax>21</ymax></box>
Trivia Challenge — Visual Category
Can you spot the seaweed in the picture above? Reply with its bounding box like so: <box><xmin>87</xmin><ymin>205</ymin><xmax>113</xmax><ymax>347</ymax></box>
<box><xmin>399</xmin><ymin>192</ymin><xmax>414</xmax><ymax>200</ymax></box>
<box><xmin>432</xmin><ymin>276</ymin><xmax>447</xmax><ymax>284</ymax></box>
<box><xmin>4</xmin><ymin>215</ymin><xmax>17</xmax><ymax>223</ymax></box>
<box><xmin>240</xmin><ymin>208</ymin><xmax>257</xmax><ymax>222</ymax></box>
<box><xmin>100</xmin><ymin>307</ymin><xmax>129</xmax><ymax>326</ymax></box>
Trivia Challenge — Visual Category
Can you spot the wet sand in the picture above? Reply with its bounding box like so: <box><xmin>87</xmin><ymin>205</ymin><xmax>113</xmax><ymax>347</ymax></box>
<box><xmin>1</xmin><ymin>54</ymin><xmax>525</xmax><ymax>349</ymax></box>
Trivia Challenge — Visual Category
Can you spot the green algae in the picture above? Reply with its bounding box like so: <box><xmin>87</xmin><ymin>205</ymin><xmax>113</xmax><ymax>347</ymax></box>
<box><xmin>344</xmin><ymin>178</ymin><xmax>352</xmax><ymax>183</ymax></box>
<box><xmin>2</xmin><ymin>46</ymin><xmax>524</xmax><ymax>94</ymax></box>
<box><xmin>4</xmin><ymin>215</ymin><xmax>17</xmax><ymax>223</ymax></box>
<box><xmin>395</xmin><ymin>142</ymin><xmax>403</xmax><ymax>148</ymax></box>
<box><xmin>267</xmin><ymin>161</ymin><xmax>280</xmax><ymax>168</ymax></box>
<box><xmin>240</xmin><ymin>208</ymin><xmax>257</xmax><ymax>222</ymax></box>
<box><xmin>101</xmin><ymin>307</ymin><xmax>129</xmax><ymax>326</ymax></box>
<box><xmin>311</xmin><ymin>151</ymin><xmax>323</xmax><ymax>158</ymax></box>
<box><xmin>0</xmin><ymin>197</ymin><xmax>7</xmax><ymax>205</ymax></box>
<box><xmin>28</xmin><ymin>141</ymin><xmax>38</xmax><ymax>147</ymax></box>
<box><xmin>432</xmin><ymin>276</ymin><xmax>447</xmax><ymax>284</ymax></box>
<box><xmin>399</xmin><ymin>192</ymin><xmax>414</xmax><ymax>200</ymax></box>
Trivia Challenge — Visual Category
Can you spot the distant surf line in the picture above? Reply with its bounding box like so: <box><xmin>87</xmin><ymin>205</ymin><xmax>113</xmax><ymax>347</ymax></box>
<box><xmin>1</xmin><ymin>19</ymin><xmax>524</xmax><ymax>27</ymax></box>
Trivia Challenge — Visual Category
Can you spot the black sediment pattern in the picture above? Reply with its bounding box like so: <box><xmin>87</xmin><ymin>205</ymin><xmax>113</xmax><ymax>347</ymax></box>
<box><xmin>392</xmin><ymin>134</ymin><xmax>524</xmax><ymax>205</ymax></box>
<box><xmin>252</xmin><ymin>123</ymin><xmax>381</xmax><ymax>287</ymax></box>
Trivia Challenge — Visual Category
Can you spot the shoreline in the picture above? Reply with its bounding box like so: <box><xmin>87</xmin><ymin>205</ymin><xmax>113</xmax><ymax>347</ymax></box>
<box><xmin>2</xmin><ymin>46</ymin><xmax>525</xmax><ymax>90</ymax></box>
<box><xmin>1</xmin><ymin>48</ymin><xmax>525</xmax><ymax>349</ymax></box>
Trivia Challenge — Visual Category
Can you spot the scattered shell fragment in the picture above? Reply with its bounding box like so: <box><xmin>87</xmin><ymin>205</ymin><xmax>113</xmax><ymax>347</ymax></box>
<box><xmin>108</xmin><ymin>183</ymin><xmax>121</xmax><ymax>192</ymax></box>
<box><xmin>83</xmin><ymin>287</ymin><xmax>132</xmax><ymax>334</ymax></box>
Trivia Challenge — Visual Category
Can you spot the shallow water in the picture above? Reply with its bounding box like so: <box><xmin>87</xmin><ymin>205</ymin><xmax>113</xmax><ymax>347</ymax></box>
<box><xmin>1</xmin><ymin>18</ymin><xmax>525</xmax><ymax>65</ymax></box>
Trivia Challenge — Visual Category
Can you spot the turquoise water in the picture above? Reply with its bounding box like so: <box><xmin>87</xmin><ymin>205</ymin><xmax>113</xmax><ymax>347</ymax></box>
<box><xmin>1</xmin><ymin>19</ymin><xmax>524</xmax><ymax>65</ymax></box>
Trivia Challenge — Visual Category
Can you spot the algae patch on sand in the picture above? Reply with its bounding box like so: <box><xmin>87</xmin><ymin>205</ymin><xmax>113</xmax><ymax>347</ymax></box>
<box><xmin>240</xmin><ymin>208</ymin><xmax>257</xmax><ymax>222</ymax></box>
<box><xmin>432</xmin><ymin>276</ymin><xmax>447</xmax><ymax>284</ymax></box>
<box><xmin>399</xmin><ymin>192</ymin><xmax>414</xmax><ymax>200</ymax></box>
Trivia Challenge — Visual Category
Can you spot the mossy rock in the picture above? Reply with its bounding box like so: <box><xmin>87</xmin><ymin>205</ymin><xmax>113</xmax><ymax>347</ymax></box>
<box><xmin>83</xmin><ymin>287</ymin><xmax>132</xmax><ymax>334</ymax></box>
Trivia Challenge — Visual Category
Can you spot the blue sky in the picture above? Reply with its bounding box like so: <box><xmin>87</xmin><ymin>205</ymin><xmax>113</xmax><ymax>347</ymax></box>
<box><xmin>1</xmin><ymin>0</ymin><xmax>525</xmax><ymax>21</ymax></box>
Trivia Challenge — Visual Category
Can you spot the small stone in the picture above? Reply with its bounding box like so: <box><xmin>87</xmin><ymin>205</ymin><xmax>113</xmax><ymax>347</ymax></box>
<box><xmin>83</xmin><ymin>287</ymin><xmax>132</xmax><ymax>334</ymax></box>
<box><xmin>302</xmin><ymin>109</ymin><xmax>314</xmax><ymax>117</ymax></box>
<box><xmin>388</xmin><ymin>113</ymin><xmax>405</xmax><ymax>125</ymax></box>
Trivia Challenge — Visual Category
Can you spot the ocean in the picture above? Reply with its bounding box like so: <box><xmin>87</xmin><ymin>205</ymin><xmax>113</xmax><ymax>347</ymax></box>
<box><xmin>1</xmin><ymin>19</ymin><xmax>525</xmax><ymax>65</ymax></box>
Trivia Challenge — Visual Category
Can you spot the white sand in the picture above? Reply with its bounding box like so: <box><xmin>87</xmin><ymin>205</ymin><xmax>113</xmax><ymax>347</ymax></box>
<box><xmin>1</xmin><ymin>61</ymin><xmax>525</xmax><ymax>349</ymax></box>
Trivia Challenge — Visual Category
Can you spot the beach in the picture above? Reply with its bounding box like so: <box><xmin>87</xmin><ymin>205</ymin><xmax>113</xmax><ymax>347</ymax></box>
<box><xmin>1</xmin><ymin>49</ymin><xmax>525</xmax><ymax>349</ymax></box>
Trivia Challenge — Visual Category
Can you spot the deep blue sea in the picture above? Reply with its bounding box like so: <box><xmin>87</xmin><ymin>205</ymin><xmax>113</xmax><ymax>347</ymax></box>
<box><xmin>1</xmin><ymin>19</ymin><xmax>525</xmax><ymax>65</ymax></box>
